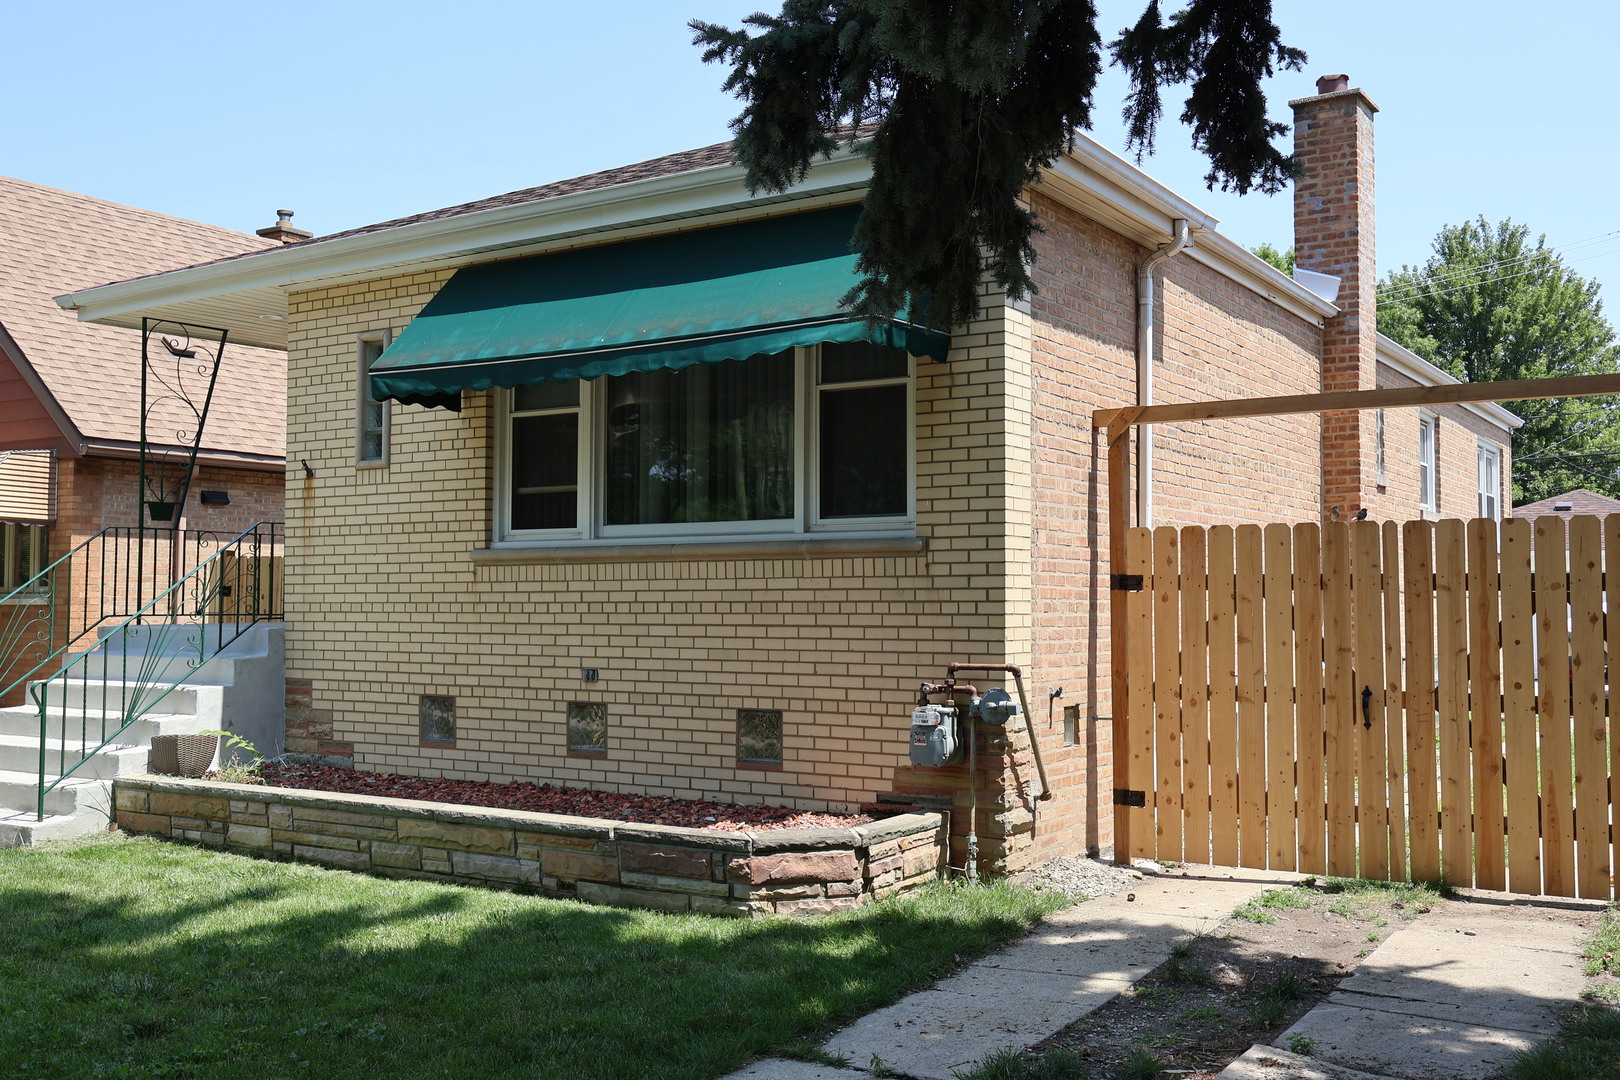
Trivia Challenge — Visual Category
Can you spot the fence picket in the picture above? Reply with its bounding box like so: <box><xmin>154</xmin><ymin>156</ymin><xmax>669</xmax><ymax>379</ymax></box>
<box><xmin>1236</xmin><ymin>525</ymin><xmax>1267</xmax><ymax>868</ymax></box>
<box><xmin>1569</xmin><ymin>516</ymin><xmax>1609</xmax><ymax>897</ymax></box>
<box><xmin>1403</xmin><ymin>521</ymin><xmax>1441</xmax><ymax>883</ymax></box>
<box><xmin>1322</xmin><ymin>522</ymin><xmax>1357</xmax><ymax>877</ymax></box>
<box><xmin>1468</xmin><ymin>519</ymin><xmax>1506</xmax><ymax>892</ymax></box>
<box><xmin>1435</xmin><ymin>519</ymin><xmax>1471</xmax><ymax>887</ymax></box>
<box><xmin>1180</xmin><ymin>527</ymin><xmax>1212</xmax><ymax>865</ymax></box>
<box><xmin>1265</xmin><ymin>523</ymin><xmax>1298</xmax><ymax>871</ymax></box>
<box><xmin>1352</xmin><ymin>521</ymin><xmax>1390</xmax><ymax>880</ymax></box>
<box><xmin>1208</xmin><ymin>526</ymin><xmax>1240</xmax><ymax>867</ymax></box>
<box><xmin>1500</xmin><ymin>518</ymin><xmax>1540</xmax><ymax>895</ymax></box>
<box><xmin>1153</xmin><ymin>527</ymin><xmax>1184</xmax><ymax>858</ymax></box>
<box><xmin>1294</xmin><ymin>524</ymin><xmax>1326</xmax><ymax>876</ymax></box>
<box><xmin>1382</xmin><ymin>522</ymin><xmax>1409</xmax><ymax>883</ymax></box>
<box><xmin>1124</xmin><ymin>527</ymin><xmax>1157</xmax><ymax>860</ymax></box>
<box><xmin>1608</xmin><ymin>516</ymin><xmax>1620</xmax><ymax>890</ymax></box>
<box><xmin>1535</xmin><ymin>517</ymin><xmax>1576</xmax><ymax>897</ymax></box>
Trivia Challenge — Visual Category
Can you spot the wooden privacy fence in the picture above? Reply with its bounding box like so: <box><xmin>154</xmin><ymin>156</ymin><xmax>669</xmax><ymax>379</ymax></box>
<box><xmin>1119</xmin><ymin>513</ymin><xmax>1618</xmax><ymax>898</ymax></box>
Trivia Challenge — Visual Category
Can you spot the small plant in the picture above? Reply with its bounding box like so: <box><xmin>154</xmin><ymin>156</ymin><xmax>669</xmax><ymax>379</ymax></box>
<box><xmin>1255</xmin><ymin>888</ymin><xmax>1311</xmax><ymax>911</ymax></box>
<box><xmin>870</xmin><ymin>1053</ymin><xmax>894</xmax><ymax>1078</ymax></box>
<box><xmin>1232</xmin><ymin>901</ymin><xmax>1277</xmax><ymax>925</ymax></box>
<box><xmin>199</xmin><ymin>729</ymin><xmax>264</xmax><ymax>785</ymax></box>
<box><xmin>1366</xmin><ymin>931</ymin><xmax>1381</xmax><ymax>942</ymax></box>
<box><xmin>954</xmin><ymin>1048</ymin><xmax>1092</xmax><ymax>1080</ymax></box>
<box><xmin>779</xmin><ymin>1041</ymin><xmax>851</xmax><ymax>1068</ymax></box>
<box><xmin>1163</xmin><ymin>957</ymin><xmax>1214</xmax><ymax>987</ymax></box>
<box><xmin>1583</xmin><ymin>910</ymin><xmax>1620</xmax><ymax>976</ymax></box>
<box><xmin>1118</xmin><ymin>1046</ymin><xmax>1165</xmax><ymax>1080</ymax></box>
<box><xmin>1285</xmin><ymin>1033</ymin><xmax>1319</xmax><ymax>1056</ymax></box>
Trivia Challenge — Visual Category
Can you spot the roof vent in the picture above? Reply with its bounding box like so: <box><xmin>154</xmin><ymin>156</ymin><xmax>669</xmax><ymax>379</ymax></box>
<box><xmin>256</xmin><ymin>208</ymin><xmax>312</xmax><ymax>244</ymax></box>
<box><xmin>1555</xmin><ymin>502</ymin><xmax>1575</xmax><ymax>512</ymax></box>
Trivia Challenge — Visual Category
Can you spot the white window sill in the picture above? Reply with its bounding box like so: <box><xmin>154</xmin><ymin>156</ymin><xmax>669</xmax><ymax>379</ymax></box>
<box><xmin>0</xmin><ymin>595</ymin><xmax>48</xmax><ymax>605</ymax></box>
<box><xmin>471</xmin><ymin>534</ymin><xmax>927</xmax><ymax>565</ymax></box>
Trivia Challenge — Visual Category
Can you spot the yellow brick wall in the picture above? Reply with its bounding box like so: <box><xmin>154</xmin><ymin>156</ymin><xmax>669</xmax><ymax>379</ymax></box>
<box><xmin>283</xmin><ymin>267</ymin><xmax>1031</xmax><ymax>817</ymax></box>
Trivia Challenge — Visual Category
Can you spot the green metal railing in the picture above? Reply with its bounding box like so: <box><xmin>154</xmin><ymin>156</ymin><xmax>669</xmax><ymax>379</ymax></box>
<box><xmin>31</xmin><ymin>521</ymin><xmax>283</xmax><ymax>819</ymax></box>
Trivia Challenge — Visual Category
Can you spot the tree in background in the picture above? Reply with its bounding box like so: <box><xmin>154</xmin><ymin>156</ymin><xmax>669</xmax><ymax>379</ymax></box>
<box><xmin>1379</xmin><ymin>217</ymin><xmax>1620</xmax><ymax>504</ymax></box>
<box><xmin>1252</xmin><ymin>242</ymin><xmax>1294</xmax><ymax>275</ymax></box>
<box><xmin>691</xmin><ymin>1</ymin><xmax>1304</xmax><ymax>329</ymax></box>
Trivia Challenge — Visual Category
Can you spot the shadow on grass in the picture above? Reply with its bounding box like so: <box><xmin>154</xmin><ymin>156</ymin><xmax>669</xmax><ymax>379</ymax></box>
<box><xmin>0</xmin><ymin>834</ymin><xmax>1054</xmax><ymax>1080</ymax></box>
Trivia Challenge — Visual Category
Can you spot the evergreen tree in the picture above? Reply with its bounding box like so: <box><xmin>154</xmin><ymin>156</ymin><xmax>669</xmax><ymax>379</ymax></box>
<box><xmin>692</xmin><ymin>1</ymin><xmax>1304</xmax><ymax>328</ymax></box>
<box><xmin>1379</xmin><ymin>218</ymin><xmax>1620</xmax><ymax>504</ymax></box>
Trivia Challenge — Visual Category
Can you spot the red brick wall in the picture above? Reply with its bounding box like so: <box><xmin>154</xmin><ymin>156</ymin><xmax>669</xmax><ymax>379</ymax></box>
<box><xmin>1022</xmin><ymin>192</ymin><xmax>1326</xmax><ymax>860</ymax></box>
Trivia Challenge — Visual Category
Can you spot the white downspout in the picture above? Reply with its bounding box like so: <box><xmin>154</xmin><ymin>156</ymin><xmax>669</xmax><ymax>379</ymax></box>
<box><xmin>1136</xmin><ymin>219</ymin><xmax>1192</xmax><ymax>528</ymax></box>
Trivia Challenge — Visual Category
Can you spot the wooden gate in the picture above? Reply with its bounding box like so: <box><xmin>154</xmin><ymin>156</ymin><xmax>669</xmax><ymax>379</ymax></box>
<box><xmin>1119</xmin><ymin>514</ymin><xmax>1616</xmax><ymax>898</ymax></box>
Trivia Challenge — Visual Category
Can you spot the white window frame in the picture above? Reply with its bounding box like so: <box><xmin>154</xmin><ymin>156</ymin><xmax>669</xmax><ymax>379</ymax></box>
<box><xmin>1417</xmin><ymin>413</ymin><xmax>1438</xmax><ymax>512</ymax></box>
<box><xmin>356</xmin><ymin>330</ymin><xmax>392</xmax><ymax>467</ymax></box>
<box><xmin>494</xmin><ymin>345</ymin><xmax>916</xmax><ymax>546</ymax></box>
<box><xmin>1478</xmin><ymin>443</ymin><xmax>1502</xmax><ymax>521</ymax></box>
<box><xmin>1373</xmin><ymin>408</ymin><xmax>1388</xmax><ymax>485</ymax></box>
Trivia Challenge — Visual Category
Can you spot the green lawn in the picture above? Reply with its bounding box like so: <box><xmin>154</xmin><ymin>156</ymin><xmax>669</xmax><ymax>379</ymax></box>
<box><xmin>1</xmin><ymin>833</ymin><xmax>1063</xmax><ymax>1080</ymax></box>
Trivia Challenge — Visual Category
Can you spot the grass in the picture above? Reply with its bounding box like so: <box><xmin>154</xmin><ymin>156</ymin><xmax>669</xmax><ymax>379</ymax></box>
<box><xmin>1584</xmin><ymin>909</ymin><xmax>1620</xmax><ymax>976</ymax></box>
<box><xmin>1502</xmin><ymin>1005</ymin><xmax>1620</xmax><ymax>1080</ymax></box>
<box><xmin>953</xmin><ymin>1047</ymin><xmax>1092</xmax><ymax>1080</ymax></box>
<box><xmin>0</xmin><ymin>833</ymin><xmax>1064</xmax><ymax>1080</ymax></box>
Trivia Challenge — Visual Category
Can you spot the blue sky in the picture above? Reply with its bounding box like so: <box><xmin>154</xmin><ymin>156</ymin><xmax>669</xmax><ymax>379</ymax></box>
<box><xmin>6</xmin><ymin>0</ymin><xmax>1619</xmax><ymax>299</ymax></box>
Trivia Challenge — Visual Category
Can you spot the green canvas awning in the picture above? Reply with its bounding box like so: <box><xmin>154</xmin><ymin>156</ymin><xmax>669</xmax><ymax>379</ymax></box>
<box><xmin>368</xmin><ymin>204</ymin><xmax>949</xmax><ymax>408</ymax></box>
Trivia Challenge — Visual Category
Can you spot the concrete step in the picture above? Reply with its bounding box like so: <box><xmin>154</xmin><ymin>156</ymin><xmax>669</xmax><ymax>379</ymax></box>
<box><xmin>0</xmin><ymin>705</ymin><xmax>210</xmax><ymax>742</ymax></box>
<box><xmin>24</xmin><ymin>680</ymin><xmax>212</xmax><ymax>719</ymax></box>
<box><xmin>0</xmin><ymin>769</ymin><xmax>110</xmax><ymax>817</ymax></box>
<box><xmin>0</xmin><ymin>805</ymin><xmax>111</xmax><ymax>846</ymax></box>
<box><xmin>0</xmin><ymin>733</ymin><xmax>149</xmax><ymax>778</ymax></box>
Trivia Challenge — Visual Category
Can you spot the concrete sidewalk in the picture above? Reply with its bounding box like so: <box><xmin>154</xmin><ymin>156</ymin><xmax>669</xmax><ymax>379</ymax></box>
<box><xmin>1223</xmin><ymin>894</ymin><xmax>1604</xmax><ymax>1080</ymax></box>
<box><xmin>723</xmin><ymin>865</ymin><xmax>1296</xmax><ymax>1080</ymax></box>
<box><xmin>724</xmin><ymin>871</ymin><xmax>1602</xmax><ymax>1080</ymax></box>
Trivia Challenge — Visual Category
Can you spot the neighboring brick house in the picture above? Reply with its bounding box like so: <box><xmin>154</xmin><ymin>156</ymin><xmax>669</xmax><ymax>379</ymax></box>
<box><xmin>57</xmin><ymin>76</ymin><xmax>1516</xmax><ymax>875</ymax></box>
<box><xmin>0</xmin><ymin>176</ymin><xmax>287</xmax><ymax>702</ymax></box>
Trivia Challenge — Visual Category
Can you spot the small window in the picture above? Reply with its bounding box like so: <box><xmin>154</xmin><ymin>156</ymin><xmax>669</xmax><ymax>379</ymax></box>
<box><xmin>1373</xmin><ymin>409</ymin><xmax>1387</xmax><ymax>485</ymax></box>
<box><xmin>1418</xmin><ymin>415</ymin><xmax>1437</xmax><ymax>511</ymax></box>
<box><xmin>0</xmin><ymin>524</ymin><xmax>48</xmax><ymax>595</ymax></box>
<box><xmin>567</xmin><ymin>702</ymin><xmax>606</xmax><ymax>755</ymax></box>
<box><xmin>509</xmin><ymin>381</ymin><xmax>581</xmax><ymax>531</ymax></box>
<box><xmin>1062</xmin><ymin>705</ymin><xmax>1079</xmax><ymax>748</ymax></box>
<box><xmin>1478</xmin><ymin>444</ymin><xmax>1502</xmax><ymax>521</ymax></box>
<box><xmin>420</xmin><ymin>695</ymin><xmax>456</xmax><ymax>745</ymax></box>
<box><xmin>737</xmin><ymin>709</ymin><xmax>783</xmax><ymax>766</ymax></box>
<box><xmin>357</xmin><ymin>331</ymin><xmax>392</xmax><ymax>465</ymax></box>
<box><xmin>815</xmin><ymin>342</ymin><xmax>911</xmax><ymax>521</ymax></box>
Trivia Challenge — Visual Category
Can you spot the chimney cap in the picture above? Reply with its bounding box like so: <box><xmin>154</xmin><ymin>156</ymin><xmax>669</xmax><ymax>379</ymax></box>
<box><xmin>1316</xmin><ymin>74</ymin><xmax>1350</xmax><ymax>94</ymax></box>
<box><xmin>256</xmin><ymin>207</ymin><xmax>313</xmax><ymax>244</ymax></box>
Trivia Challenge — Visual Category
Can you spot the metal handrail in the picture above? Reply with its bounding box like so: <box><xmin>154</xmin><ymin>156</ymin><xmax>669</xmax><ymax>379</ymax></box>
<box><xmin>31</xmin><ymin>521</ymin><xmax>284</xmax><ymax>819</ymax></box>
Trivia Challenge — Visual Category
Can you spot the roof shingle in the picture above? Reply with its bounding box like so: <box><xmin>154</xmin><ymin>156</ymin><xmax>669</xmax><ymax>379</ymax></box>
<box><xmin>0</xmin><ymin>175</ymin><xmax>285</xmax><ymax>458</ymax></box>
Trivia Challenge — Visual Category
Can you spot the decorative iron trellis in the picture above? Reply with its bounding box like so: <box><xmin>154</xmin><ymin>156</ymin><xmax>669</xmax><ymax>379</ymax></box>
<box><xmin>138</xmin><ymin>318</ymin><xmax>229</xmax><ymax>608</ymax></box>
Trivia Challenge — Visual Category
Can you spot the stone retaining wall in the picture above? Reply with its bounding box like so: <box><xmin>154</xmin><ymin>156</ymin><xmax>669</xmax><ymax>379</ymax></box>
<box><xmin>112</xmin><ymin>776</ymin><xmax>946</xmax><ymax>916</ymax></box>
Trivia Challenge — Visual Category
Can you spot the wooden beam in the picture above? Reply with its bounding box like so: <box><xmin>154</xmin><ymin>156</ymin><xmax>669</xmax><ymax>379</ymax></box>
<box><xmin>1091</xmin><ymin>371</ymin><xmax>1620</xmax><ymax>429</ymax></box>
<box><xmin>1107</xmin><ymin>418</ymin><xmax>1132</xmax><ymax>864</ymax></box>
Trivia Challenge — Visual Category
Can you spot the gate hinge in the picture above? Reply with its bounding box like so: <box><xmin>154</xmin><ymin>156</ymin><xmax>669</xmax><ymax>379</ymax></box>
<box><xmin>1113</xmin><ymin>788</ymin><xmax>1146</xmax><ymax>808</ymax></box>
<box><xmin>1110</xmin><ymin>574</ymin><xmax>1144</xmax><ymax>592</ymax></box>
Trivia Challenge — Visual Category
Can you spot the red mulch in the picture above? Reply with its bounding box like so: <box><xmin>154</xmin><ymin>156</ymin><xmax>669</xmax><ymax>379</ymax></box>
<box><xmin>259</xmin><ymin>762</ymin><xmax>870</xmax><ymax>832</ymax></box>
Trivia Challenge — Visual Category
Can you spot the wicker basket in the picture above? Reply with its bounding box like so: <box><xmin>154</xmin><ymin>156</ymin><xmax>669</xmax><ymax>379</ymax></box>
<box><xmin>150</xmin><ymin>733</ymin><xmax>219</xmax><ymax>777</ymax></box>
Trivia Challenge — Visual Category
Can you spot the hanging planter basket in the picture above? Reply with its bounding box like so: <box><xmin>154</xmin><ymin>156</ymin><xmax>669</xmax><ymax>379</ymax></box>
<box><xmin>150</xmin><ymin>733</ymin><xmax>218</xmax><ymax>777</ymax></box>
<box><xmin>146</xmin><ymin>500</ymin><xmax>178</xmax><ymax>522</ymax></box>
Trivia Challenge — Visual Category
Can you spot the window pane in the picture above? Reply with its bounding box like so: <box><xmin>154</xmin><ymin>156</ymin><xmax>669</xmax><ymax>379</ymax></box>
<box><xmin>604</xmin><ymin>355</ymin><xmax>794</xmax><ymax>526</ymax></box>
<box><xmin>420</xmin><ymin>695</ymin><xmax>456</xmax><ymax>744</ymax></box>
<box><xmin>568</xmin><ymin>702</ymin><xmax>606</xmax><ymax>753</ymax></box>
<box><xmin>819</xmin><ymin>384</ymin><xmax>907</xmax><ymax>518</ymax></box>
<box><xmin>738</xmin><ymin>709</ymin><xmax>782</xmax><ymax>764</ymax></box>
<box><xmin>511</xmin><ymin>412</ymin><xmax>579</xmax><ymax>529</ymax></box>
<box><xmin>820</xmin><ymin>341</ymin><xmax>909</xmax><ymax>384</ymax></box>
<box><xmin>513</xmin><ymin>381</ymin><xmax>580</xmax><ymax>412</ymax></box>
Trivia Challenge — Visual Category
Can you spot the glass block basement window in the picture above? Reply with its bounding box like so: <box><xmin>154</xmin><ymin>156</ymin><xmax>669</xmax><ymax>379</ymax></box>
<box><xmin>737</xmin><ymin>709</ymin><xmax>782</xmax><ymax>766</ymax></box>
<box><xmin>420</xmin><ymin>695</ymin><xmax>456</xmax><ymax>744</ymax></box>
<box><xmin>567</xmin><ymin>702</ymin><xmax>606</xmax><ymax>754</ymax></box>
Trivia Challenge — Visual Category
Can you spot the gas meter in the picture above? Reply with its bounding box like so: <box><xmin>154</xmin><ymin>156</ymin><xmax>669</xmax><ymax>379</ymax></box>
<box><xmin>909</xmin><ymin>703</ymin><xmax>962</xmax><ymax>768</ymax></box>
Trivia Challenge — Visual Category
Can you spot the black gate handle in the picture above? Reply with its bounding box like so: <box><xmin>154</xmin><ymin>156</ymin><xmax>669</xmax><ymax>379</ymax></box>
<box><xmin>1361</xmin><ymin>685</ymin><xmax>1373</xmax><ymax>729</ymax></box>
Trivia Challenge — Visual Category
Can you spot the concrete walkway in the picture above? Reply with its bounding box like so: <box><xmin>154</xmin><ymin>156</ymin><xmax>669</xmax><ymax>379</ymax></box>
<box><xmin>1223</xmin><ymin>894</ymin><xmax>1603</xmax><ymax>1080</ymax></box>
<box><xmin>723</xmin><ymin>871</ymin><xmax>1602</xmax><ymax>1080</ymax></box>
<box><xmin>723</xmin><ymin>865</ymin><xmax>1296</xmax><ymax>1080</ymax></box>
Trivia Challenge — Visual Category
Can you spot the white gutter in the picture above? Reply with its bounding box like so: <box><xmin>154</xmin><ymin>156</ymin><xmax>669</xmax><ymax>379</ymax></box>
<box><xmin>1137</xmin><ymin>220</ymin><xmax>1192</xmax><ymax>529</ymax></box>
<box><xmin>56</xmin><ymin>151</ymin><xmax>874</xmax><ymax>326</ymax></box>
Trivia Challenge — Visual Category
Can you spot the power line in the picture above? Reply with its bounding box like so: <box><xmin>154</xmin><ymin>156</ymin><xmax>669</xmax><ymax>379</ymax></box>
<box><xmin>1377</xmin><ymin>243</ymin><xmax>1620</xmax><ymax>306</ymax></box>
<box><xmin>1378</xmin><ymin>227</ymin><xmax>1620</xmax><ymax>298</ymax></box>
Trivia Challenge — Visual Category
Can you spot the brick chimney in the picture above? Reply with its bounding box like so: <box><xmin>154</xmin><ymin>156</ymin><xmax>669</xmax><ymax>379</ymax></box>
<box><xmin>256</xmin><ymin>208</ymin><xmax>312</xmax><ymax>244</ymax></box>
<box><xmin>1292</xmin><ymin>74</ymin><xmax>1378</xmax><ymax>516</ymax></box>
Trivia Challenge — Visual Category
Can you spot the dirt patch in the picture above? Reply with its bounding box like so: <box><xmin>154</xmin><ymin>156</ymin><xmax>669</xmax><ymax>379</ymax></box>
<box><xmin>1027</xmin><ymin>875</ymin><xmax>1444</xmax><ymax>1078</ymax></box>
<box><xmin>258</xmin><ymin>762</ymin><xmax>871</xmax><ymax>831</ymax></box>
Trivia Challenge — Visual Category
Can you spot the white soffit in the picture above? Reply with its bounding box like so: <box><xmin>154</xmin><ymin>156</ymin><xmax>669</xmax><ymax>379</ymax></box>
<box><xmin>1377</xmin><ymin>334</ymin><xmax>1523</xmax><ymax>430</ymax></box>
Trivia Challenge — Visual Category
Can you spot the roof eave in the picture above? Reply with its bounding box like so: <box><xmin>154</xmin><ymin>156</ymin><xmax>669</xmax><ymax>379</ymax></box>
<box><xmin>1377</xmin><ymin>333</ymin><xmax>1525</xmax><ymax>430</ymax></box>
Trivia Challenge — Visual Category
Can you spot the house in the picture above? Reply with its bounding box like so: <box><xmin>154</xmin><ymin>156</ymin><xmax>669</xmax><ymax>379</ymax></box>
<box><xmin>1514</xmin><ymin>488</ymin><xmax>1620</xmax><ymax>523</ymax></box>
<box><xmin>0</xmin><ymin>176</ymin><xmax>289</xmax><ymax>704</ymax></box>
<box><xmin>56</xmin><ymin>75</ymin><xmax>1518</xmax><ymax>876</ymax></box>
